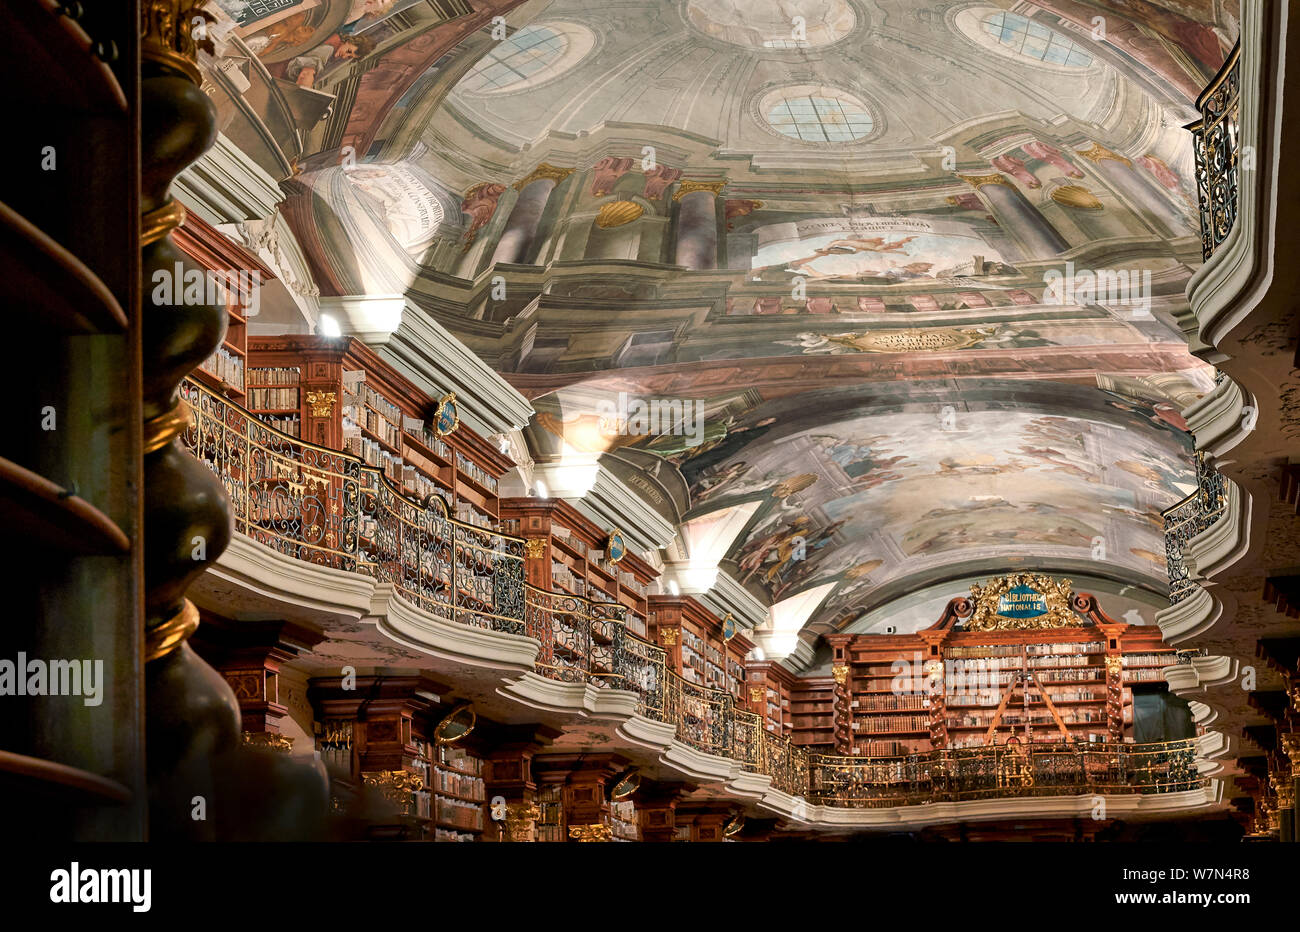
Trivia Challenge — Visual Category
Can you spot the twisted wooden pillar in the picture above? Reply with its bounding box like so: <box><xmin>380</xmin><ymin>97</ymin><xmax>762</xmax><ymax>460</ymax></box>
<box><xmin>139</xmin><ymin>2</ymin><xmax>241</xmax><ymax>838</ymax></box>
<box><xmin>831</xmin><ymin>664</ymin><xmax>852</xmax><ymax>755</ymax></box>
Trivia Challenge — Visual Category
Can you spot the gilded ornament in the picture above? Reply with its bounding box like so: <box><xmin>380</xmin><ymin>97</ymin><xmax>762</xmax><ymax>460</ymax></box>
<box><xmin>360</xmin><ymin>770</ymin><xmax>423</xmax><ymax>815</ymax></box>
<box><xmin>831</xmin><ymin>665</ymin><xmax>849</xmax><ymax>686</ymax></box>
<box><xmin>242</xmin><ymin>732</ymin><xmax>295</xmax><ymax>754</ymax></box>
<box><xmin>305</xmin><ymin>390</ymin><xmax>336</xmax><ymax>417</ymax></box>
<box><xmin>141</xmin><ymin>0</ymin><xmax>215</xmax><ymax>85</ymax></box>
<box><xmin>1050</xmin><ymin>185</ymin><xmax>1104</xmax><ymax>210</ymax></box>
<box><xmin>1075</xmin><ymin>142</ymin><xmax>1132</xmax><ymax>168</ymax></box>
<box><xmin>594</xmin><ymin>200</ymin><xmax>645</xmax><ymax>228</ymax></box>
<box><xmin>750</xmin><ymin>687</ymin><xmax>764</xmax><ymax>703</ymax></box>
<box><xmin>965</xmin><ymin>574</ymin><xmax>1083</xmax><ymax>631</ymax></box>
<box><xmin>568</xmin><ymin>823</ymin><xmax>614</xmax><ymax>842</ymax></box>
<box><xmin>660</xmin><ymin>627</ymin><xmax>678</xmax><ymax>646</ymax></box>
<box><xmin>672</xmin><ymin>179</ymin><xmax>727</xmax><ymax>201</ymax></box>
<box><xmin>1104</xmin><ymin>656</ymin><xmax>1124</xmax><ymax>675</ymax></box>
<box><xmin>144</xmin><ymin>598</ymin><xmax>200</xmax><ymax>662</ymax></box>
<box><xmin>958</xmin><ymin>173</ymin><xmax>1011</xmax><ymax>189</ymax></box>
<box><xmin>514</xmin><ymin>163</ymin><xmax>574</xmax><ymax>190</ymax></box>
<box><xmin>144</xmin><ymin>399</ymin><xmax>194</xmax><ymax>453</ymax></box>
<box><xmin>525</xmin><ymin>538</ymin><xmax>548</xmax><ymax>559</ymax></box>
<box><xmin>823</xmin><ymin>328</ymin><xmax>990</xmax><ymax>354</ymax></box>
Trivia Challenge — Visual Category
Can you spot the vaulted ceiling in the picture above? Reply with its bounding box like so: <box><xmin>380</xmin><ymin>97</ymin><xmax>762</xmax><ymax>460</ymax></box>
<box><xmin>209</xmin><ymin>0</ymin><xmax>1237</xmax><ymax>650</ymax></box>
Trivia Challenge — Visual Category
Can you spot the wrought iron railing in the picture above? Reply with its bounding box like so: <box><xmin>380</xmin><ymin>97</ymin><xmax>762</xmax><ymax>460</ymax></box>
<box><xmin>806</xmin><ymin>740</ymin><xmax>1200</xmax><ymax>807</ymax></box>
<box><xmin>181</xmin><ymin>379</ymin><xmax>525</xmax><ymax>633</ymax></box>
<box><xmin>1163</xmin><ymin>451</ymin><xmax>1227</xmax><ymax>604</ymax></box>
<box><xmin>1186</xmin><ymin>42</ymin><xmax>1241</xmax><ymax>260</ymax></box>
<box><xmin>183</xmin><ymin>378</ymin><xmax>1207</xmax><ymax>809</ymax></box>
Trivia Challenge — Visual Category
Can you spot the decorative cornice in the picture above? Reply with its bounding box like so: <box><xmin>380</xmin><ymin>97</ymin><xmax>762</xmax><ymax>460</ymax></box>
<box><xmin>334</xmin><ymin>296</ymin><xmax>535</xmax><ymax>435</ymax></box>
<box><xmin>673</xmin><ymin>180</ymin><xmax>727</xmax><ymax>201</ymax></box>
<box><xmin>514</xmin><ymin>163</ymin><xmax>574</xmax><ymax>191</ymax></box>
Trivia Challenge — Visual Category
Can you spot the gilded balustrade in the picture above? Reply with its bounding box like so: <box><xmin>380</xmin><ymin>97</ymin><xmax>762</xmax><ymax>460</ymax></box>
<box><xmin>181</xmin><ymin>379</ymin><xmax>1208</xmax><ymax>809</ymax></box>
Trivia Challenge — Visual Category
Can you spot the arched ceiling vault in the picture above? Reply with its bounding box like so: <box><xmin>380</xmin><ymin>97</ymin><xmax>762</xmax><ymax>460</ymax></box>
<box><xmin>208</xmin><ymin>0</ymin><xmax>1237</xmax><ymax>652</ymax></box>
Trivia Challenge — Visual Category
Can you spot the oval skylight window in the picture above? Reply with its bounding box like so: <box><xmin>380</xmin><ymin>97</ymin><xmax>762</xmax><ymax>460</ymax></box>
<box><xmin>979</xmin><ymin>12</ymin><xmax>1093</xmax><ymax>67</ymax></box>
<box><xmin>764</xmin><ymin>89</ymin><xmax>874</xmax><ymax>143</ymax></box>
<box><xmin>458</xmin><ymin>23</ymin><xmax>594</xmax><ymax>94</ymax></box>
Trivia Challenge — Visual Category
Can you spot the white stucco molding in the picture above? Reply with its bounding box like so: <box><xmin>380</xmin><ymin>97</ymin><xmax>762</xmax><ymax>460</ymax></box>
<box><xmin>324</xmin><ymin>295</ymin><xmax>535</xmax><ymax>437</ymax></box>
<box><xmin>1184</xmin><ymin>0</ymin><xmax>1286</xmax><ymax>350</ymax></box>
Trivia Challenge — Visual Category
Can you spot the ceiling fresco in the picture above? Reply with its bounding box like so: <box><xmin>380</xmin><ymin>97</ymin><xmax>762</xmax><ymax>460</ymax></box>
<box><xmin>198</xmin><ymin>0</ymin><xmax>1235</xmax><ymax>647</ymax></box>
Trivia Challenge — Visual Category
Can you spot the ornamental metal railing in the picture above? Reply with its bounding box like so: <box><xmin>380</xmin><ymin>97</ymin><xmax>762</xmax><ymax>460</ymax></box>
<box><xmin>1162</xmin><ymin>451</ymin><xmax>1227</xmax><ymax>604</ymax></box>
<box><xmin>806</xmin><ymin>740</ymin><xmax>1201</xmax><ymax>807</ymax></box>
<box><xmin>181</xmin><ymin>378</ymin><xmax>525</xmax><ymax>633</ymax></box>
<box><xmin>182</xmin><ymin>378</ymin><xmax>1206</xmax><ymax>808</ymax></box>
<box><xmin>1186</xmin><ymin>42</ymin><xmax>1241</xmax><ymax>261</ymax></box>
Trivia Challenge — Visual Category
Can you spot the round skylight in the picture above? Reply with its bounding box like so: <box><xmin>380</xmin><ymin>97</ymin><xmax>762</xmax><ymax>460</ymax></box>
<box><xmin>763</xmin><ymin>88</ymin><xmax>875</xmax><ymax>143</ymax></box>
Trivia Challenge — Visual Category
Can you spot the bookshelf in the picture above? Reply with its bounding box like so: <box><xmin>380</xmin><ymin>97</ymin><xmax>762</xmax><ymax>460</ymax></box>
<box><xmin>247</xmin><ymin>335</ymin><xmax>512</xmax><ymax>526</ymax></box>
<box><xmin>747</xmin><ymin>660</ymin><xmax>797</xmax><ymax>738</ymax></box>
<box><xmin>501</xmin><ymin>498</ymin><xmax>657</xmax><ymax>633</ymax></box>
<box><xmin>536</xmin><ymin>784</ymin><xmax>565</xmax><ymax>842</ymax></box>
<box><xmin>811</xmin><ymin>581</ymin><xmax>1179</xmax><ymax>756</ymax></box>
<box><xmin>173</xmin><ymin>209</ymin><xmax>271</xmax><ymax>403</ymax></box>
<box><xmin>647</xmin><ymin>596</ymin><xmax>750</xmax><ymax>698</ymax></box>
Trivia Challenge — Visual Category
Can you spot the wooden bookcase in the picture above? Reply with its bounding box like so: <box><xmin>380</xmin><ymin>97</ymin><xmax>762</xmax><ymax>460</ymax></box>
<box><xmin>790</xmin><ymin>678</ymin><xmax>837</xmax><ymax>748</ymax></box>
<box><xmin>173</xmin><ymin>209</ymin><xmax>270</xmax><ymax>404</ymax></box>
<box><xmin>747</xmin><ymin>660</ymin><xmax>797</xmax><ymax>737</ymax></box>
<box><xmin>648</xmin><ymin>595</ymin><xmax>749</xmax><ymax>696</ymax></box>
<box><xmin>501</xmin><ymin>498</ymin><xmax>658</xmax><ymax>636</ymax></box>
<box><xmin>247</xmin><ymin>335</ymin><xmax>512</xmax><ymax>529</ymax></box>
<box><xmin>807</xmin><ymin>589</ymin><xmax>1179</xmax><ymax>756</ymax></box>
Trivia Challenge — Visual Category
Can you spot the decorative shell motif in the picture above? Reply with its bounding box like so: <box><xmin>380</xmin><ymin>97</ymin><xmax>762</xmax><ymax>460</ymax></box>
<box><xmin>595</xmin><ymin>200</ymin><xmax>645</xmax><ymax>229</ymax></box>
<box><xmin>1050</xmin><ymin>185</ymin><xmax>1104</xmax><ymax>210</ymax></box>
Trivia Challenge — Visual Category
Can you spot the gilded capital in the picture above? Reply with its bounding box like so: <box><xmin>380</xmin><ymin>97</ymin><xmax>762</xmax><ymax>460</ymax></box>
<box><xmin>306</xmin><ymin>390</ymin><xmax>337</xmax><ymax>418</ymax></box>
<box><xmin>832</xmin><ymin>664</ymin><xmax>850</xmax><ymax>686</ymax></box>
<box><xmin>515</xmin><ymin>163</ymin><xmax>574</xmax><ymax>190</ymax></box>
<box><xmin>141</xmin><ymin>0</ymin><xmax>215</xmax><ymax>85</ymax></box>
<box><xmin>524</xmin><ymin>538</ymin><xmax>548</xmax><ymax>559</ymax></box>
<box><xmin>673</xmin><ymin>180</ymin><xmax>727</xmax><ymax>201</ymax></box>
<box><xmin>1104</xmin><ymin>656</ymin><xmax>1124</xmax><ymax>676</ymax></box>
<box><xmin>1075</xmin><ymin>141</ymin><xmax>1132</xmax><ymax>168</ymax></box>
<box><xmin>749</xmin><ymin>687</ymin><xmax>764</xmax><ymax>703</ymax></box>
<box><xmin>568</xmin><ymin>823</ymin><xmax>614</xmax><ymax>842</ymax></box>
<box><xmin>659</xmin><ymin>627</ymin><xmax>678</xmax><ymax>646</ymax></box>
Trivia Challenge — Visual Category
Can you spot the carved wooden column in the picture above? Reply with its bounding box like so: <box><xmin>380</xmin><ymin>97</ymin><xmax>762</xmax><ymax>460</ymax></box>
<box><xmin>636</xmin><ymin>780</ymin><xmax>691</xmax><ymax>843</ymax></box>
<box><xmin>533</xmin><ymin>753</ymin><xmax>627</xmax><ymax>841</ymax></box>
<box><xmin>191</xmin><ymin>616</ymin><xmax>324</xmax><ymax>745</ymax></box>
<box><xmin>482</xmin><ymin>726</ymin><xmax>559</xmax><ymax>842</ymax></box>
<box><xmin>677</xmin><ymin>803</ymin><xmax>730</xmax><ymax>842</ymax></box>
<box><xmin>139</xmin><ymin>0</ymin><xmax>245</xmax><ymax>838</ymax></box>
